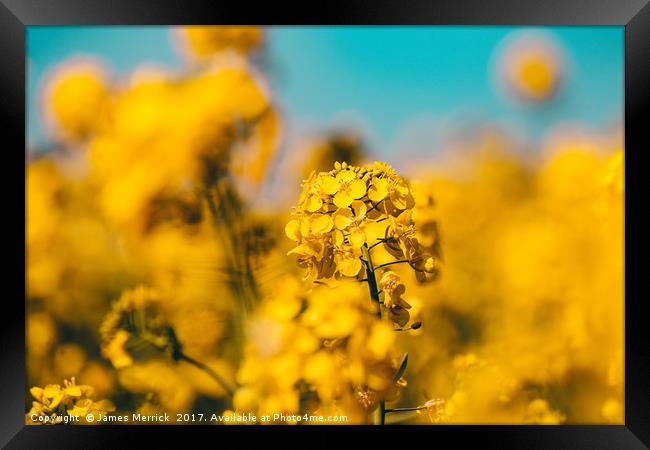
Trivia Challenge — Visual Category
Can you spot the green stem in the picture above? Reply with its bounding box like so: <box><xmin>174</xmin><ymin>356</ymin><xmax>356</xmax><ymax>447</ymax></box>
<box><xmin>138</xmin><ymin>324</ymin><xmax>237</xmax><ymax>399</ymax></box>
<box><xmin>177</xmin><ymin>352</ymin><xmax>236</xmax><ymax>397</ymax></box>
<box><xmin>361</xmin><ymin>245</ymin><xmax>381</xmax><ymax>312</ymax></box>
<box><xmin>385</xmin><ymin>405</ymin><xmax>427</xmax><ymax>413</ymax></box>
<box><xmin>375</xmin><ymin>260</ymin><xmax>410</xmax><ymax>270</ymax></box>
<box><xmin>205</xmin><ymin>185</ymin><xmax>261</xmax><ymax>362</ymax></box>
<box><xmin>366</xmin><ymin>199</ymin><xmax>384</xmax><ymax>215</ymax></box>
<box><xmin>368</xmin><ymin>239</ymin><xmax>388</xmax><ymax>251</ymax></box>
<box><xmin>362</xmin><ymin>244</ymin><xmax>386</xmax><ymax>425</ymax></box>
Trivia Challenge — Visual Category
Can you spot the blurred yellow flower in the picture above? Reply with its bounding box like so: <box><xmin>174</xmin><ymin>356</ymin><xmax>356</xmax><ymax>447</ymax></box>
<box><xmin>498</xmin><ymin>31</ymin><xmax>564</xmax><ymax>102</ymax></box>
<box><xmin>118</xmin><ymin>360</ymin><xmax>196</xmax><ymax>414</ymax></box>
<box><xmin>180</xmin><ymin>26</ymin><xmax>264</xmax><ymax>60</ymax></box>
<box><xmin>79</xmin><ymin>363</ymin><xmax>116</xmax><ymax>399</ymax></box>
<box><xmin>525</xmin><ymin>399</ymin><xmax>566</xmax><ymax>424</ymax></box>
<box><xmin>53</xmin><ymin>343</ymin><xmax>87</xmax><ymax>380</ymax></box>
<box><xmin>87</xmin><ymin>60</ymin><xmax>277</xmax><ymax>230</ymax></box>
<box><xmin>403</xmin><ymin>138</ymin><xmax>622</xmax><ymax>424</ymax></box>
<box><xmin>43</xmin><ymin>59</ymin><xmax>111</xmax><ymax>142</ymax></box>
<box><xmin>233</xmin><ymin>278</ymin><xmax>410</xmax><ymax>423</ymax></box>
<box><xmin>102</xmin><ymin>329</ymin><xmax>134</xmax><ymax>369</ymax></box>
<box><xmin>27</xmin><ymin>312</ymin><xmax>58</xmax><ymax>358</ymax></box>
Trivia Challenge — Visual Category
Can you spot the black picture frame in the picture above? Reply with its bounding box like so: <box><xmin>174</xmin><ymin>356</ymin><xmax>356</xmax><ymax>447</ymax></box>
<box><xmin>2</xmin><ymin>0</ymin><xmax>647</xmax><ymax>447</ymax></box>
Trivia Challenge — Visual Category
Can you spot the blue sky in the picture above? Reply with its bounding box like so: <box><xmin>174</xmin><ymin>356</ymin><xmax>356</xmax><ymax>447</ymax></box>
<box><xmin>27</xmin><ymin>26</ymin><xmax>623</xmax><ymax>155</ymax></box>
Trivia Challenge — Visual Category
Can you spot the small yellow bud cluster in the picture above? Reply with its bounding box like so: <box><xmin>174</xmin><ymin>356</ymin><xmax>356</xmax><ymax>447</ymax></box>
<box><xmin>26</xmin><ymin>377</ymin><xmax>115</xmax><ymax>425</ymax></box>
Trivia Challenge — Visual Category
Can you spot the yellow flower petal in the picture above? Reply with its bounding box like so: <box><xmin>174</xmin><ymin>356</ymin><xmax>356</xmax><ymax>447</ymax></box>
<box><xmin>390</xmin><ymin>192</ymin><xmax>408</xmax><ymax>210</ymax></box>
<box><xmin>394</xmin><ymin>180</ymin><xmax>410</xmax><ymax>196</ymax></box>
<box><xmin>396</xmin><ymin>210</ymin><xmax>412</xmax><ymax>226</ymax></box>
<box><xmin>79</xmin><ymin>385</ymin><xmax>95</xmax><ymax>397</ymax></box>
<box><xmin>30</xmin><ymin>387</ymin><xmax>44</xmax><ymax>402</ymax></box>
<box><xmin>351</xmin><ymin>200</ymin><xmax>367</xmax><ymax>218</ymax></box>
<box><xmin>320</xmin><ymin>175</ymin><xmax>339</xmax><ymax>195</ymax></box>
<box><xmin>285</xmin><ymin>219</ymin><xmax>301</xmax><ymax>241</ymax></box>
<box><xmin>43</xmin><ymin>385</ymin><xmax>61</xmax><ymax>399</ymax></box>
<box><xmin>300</xmin><ymin>218</ymin><xmax>310</xmax><ymax>237</ymax></box>
<box><xmin>65</xmin><ymin>385</ymin><xmax>82</xmax><ymax>397</ymax></box>
<box><xmin>337</xmin><ymin>255</ymin><xmax>362</xmax><ymax>277</ymax></box>
<box><xmin>363</xmin><ymin>221</ymin><xmax>388</xmax><ymax>246</ymax></box>
<box><xmin>336</xmin><ymin>170</ymin><xmax>356</xmax><ymax>181</ymax></box>
<box><xmin>334</xmin><ymin>229</ymin><xmax>345</xmax><ymax>247</ymax></box>
<box><xmin>305</xmin><ymin>194</ymin><xmax>323</xmax><ymax>212</ymax></box>
<box><xmin>68</xmin><ymin>405</ymin><xmax>88</xmax><ymax>417</ymax></box>
<box><xmin>349</xmin><ymin>179</ymin><xmax>367</xmax><ymax>199</ymax></box>
<box><xmin>334</xmin><ymin>208</ymin><xmax>353</xmax><ymax>230</ymax></box>
<box><xmin>49</xmin><ymin>391</ymin><xmax>64</xmax><ymax>409</ymax></box>
<box><xmin>349</xmin><ymin>227</ymin><xmax>366</xmax><ymax>248</ymax></box>
<box><xmin>334</xmin><ymin>190</ymin><xmax>354</xmax><ymax>208</ymax></box>
<box><xmin>310</xmin><ymin>214</ymin><xmax>333</xmax><ymax>235</ymax></box>
<box><xmin>288</xmin><ymin>243</ymin><xmax>318</xmax><ymax>257</ymax></box>
<box><xmin>368</xmin><ymin>177</ymin><xmax>389</xmax><ymax>203</ymax></box>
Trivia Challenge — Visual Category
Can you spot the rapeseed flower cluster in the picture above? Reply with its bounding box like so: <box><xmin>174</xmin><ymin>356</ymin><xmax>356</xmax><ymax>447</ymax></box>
<box><xmin>286</xmin><ymin>162</ymin><xmax>439</xmax><ymax>289</ymax></box>
<box><xmin>26</xmin><ymin>378</ymin><xmax>115</xmax><ymax>425</ymax></box>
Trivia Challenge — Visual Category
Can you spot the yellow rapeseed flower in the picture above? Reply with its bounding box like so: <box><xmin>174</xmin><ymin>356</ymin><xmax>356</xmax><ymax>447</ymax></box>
<box><xmin>26</xmin><ymin>378</ymin><xmax>115</xmax><ymax>425</ymax></box>
<box><xmin>180</xmin><ymin>26</ymin><xmax>264</xmax><ymax>60</ymax></box>
<box><xmin>286</xmin><ymin>161</ymin><xmax>438</xmax><ymax>282</ymax></box>
<box><xmin>43</xmin><ymin>59</ymin><xmax>111</xmax><ymax>142</ymax></box>
<box><xmin>379</xmin><ymin>271</ymin><xmax>412</xmax><ymax>327</ymax></box>
<box><xmin>498</xmin><ymin>31</ymin><xmax>563</xmax><ymax>102</ymax></box>
<box><xmin>320</xmin><ymin>168</ymin><xmax>368</xmax><ymax>208</ymax></box>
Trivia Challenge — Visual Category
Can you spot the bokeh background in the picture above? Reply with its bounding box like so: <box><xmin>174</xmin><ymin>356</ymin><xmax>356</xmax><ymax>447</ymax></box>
<box><xmin>26</xmin><ymin>26</ymin><xmax>623</xmax><ymax>424</ymax></box>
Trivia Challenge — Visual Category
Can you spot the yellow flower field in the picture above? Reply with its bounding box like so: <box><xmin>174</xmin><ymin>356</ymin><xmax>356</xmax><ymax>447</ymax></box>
<box><xmin>26</xmin><ymin>26</ymin><xmax>623</xmax><ymax>425</ymax></box>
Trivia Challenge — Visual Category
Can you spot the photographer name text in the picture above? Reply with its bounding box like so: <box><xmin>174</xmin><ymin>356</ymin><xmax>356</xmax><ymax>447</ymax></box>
<box><xmin>31</xmin><ymin>412</ymin><xmax>348</xmax><ymax>424</ymax></box>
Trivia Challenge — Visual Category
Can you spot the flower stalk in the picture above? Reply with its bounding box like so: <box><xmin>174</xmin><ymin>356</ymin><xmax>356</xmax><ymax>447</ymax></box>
<box><xmin>176</xmin><ymin>352</ymin><xmax>236</xmax><ymax>397</ymax></box>
<box><xmin>362</xmin><ymin>243</ymin><xmax>386</xmax><ymax>424</ymax></box>
<box><xmin>285</xmin><ymin>161</ymin><xmax>439</xmax><ymax>425</ymax></box>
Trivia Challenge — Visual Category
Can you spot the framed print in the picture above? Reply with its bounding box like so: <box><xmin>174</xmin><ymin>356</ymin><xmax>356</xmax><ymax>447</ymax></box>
<box><xmin>2</xmin><ymin>0</ymin><xmax>648</xmax><ymax>447</ymax></box>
